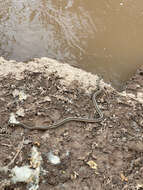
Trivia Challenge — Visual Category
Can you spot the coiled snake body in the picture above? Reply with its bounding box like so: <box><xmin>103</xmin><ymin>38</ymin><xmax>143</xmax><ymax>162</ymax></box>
<box><xmin>9</xmin><ymin>87</ymin><xmax>103</xmax><ymax>130</ymax></box>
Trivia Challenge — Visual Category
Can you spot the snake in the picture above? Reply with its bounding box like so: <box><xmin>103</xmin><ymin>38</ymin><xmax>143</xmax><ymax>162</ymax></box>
<box><xmin>9</xmin><ymin>87</ymin><xmax>103</xmax><ymax>131</ymax></box>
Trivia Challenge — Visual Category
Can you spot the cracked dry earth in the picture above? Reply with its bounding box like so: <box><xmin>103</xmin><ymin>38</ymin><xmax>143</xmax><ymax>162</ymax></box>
<box><xmin>0</xmin><ymin>67</ymin><xmax>143</xmax><ymax>190</ymax></box>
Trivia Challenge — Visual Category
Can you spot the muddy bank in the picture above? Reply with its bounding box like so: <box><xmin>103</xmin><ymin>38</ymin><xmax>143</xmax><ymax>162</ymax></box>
<box><xmin>0</xmin><ymin>57</ymin><xmax>142</xmax><ymax>190</ymax></box>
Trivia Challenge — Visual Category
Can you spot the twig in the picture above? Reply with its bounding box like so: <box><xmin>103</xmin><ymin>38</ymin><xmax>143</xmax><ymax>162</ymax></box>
<box><xmin>7</xmin><ymin>136</ymin><xmax>25</xmax><ymax>167</ymax></box>
<box><xmin>0</xmin><ymin>137</ymin><xmax>25</xmax><ymax>173</ymax></box>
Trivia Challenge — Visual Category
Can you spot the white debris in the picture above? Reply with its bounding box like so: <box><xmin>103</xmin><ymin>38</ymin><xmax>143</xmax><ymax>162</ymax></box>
<box><xmin>18</xmin><ymin>91</ymin><xmax>27</xmax><ymax>101</ymax></box>
<box><xmin>11</xmin><ymin>165</ymin><xmax>34</xmax><ymax>184</ymax></box>
<box><xmin>48</xmin><ymin>152</ymin><xmax>61</xmax><ymax>165</ymax></box>
<box><xmin>66</xmin><ymin>150</ymin><xmax>70</xmax><ymax>157</ymax></box>
<box><xmin>10</xmin><ymin>146</ymin><xmax>42</xmax><ymax>190</ymax></box>
<box><xmin>12</xmin><ymin>89</ymin><xmax>27</xmax><ymax>101</ymax></box>
<box><xmin>9</xmin><ymin>113</ymin><xmax>20</xmax><ymax>124</ymax></box>
<box><xmin>30</xmin><ymin>146</ymin><xmax>42</xmax><ymax>169</ymax></box>
<box><xmin>12</xmin><ymin>89</ymin><xmax>20</xmax><ymax>98</ymax></box>
<box><xmin>16</xmin><ymin>107</ymin><xmax>25</xmax><ymax>117</ymax></box>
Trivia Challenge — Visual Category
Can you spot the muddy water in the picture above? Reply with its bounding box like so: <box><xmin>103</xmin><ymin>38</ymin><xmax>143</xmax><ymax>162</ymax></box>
<box><xmin>0</xmin><ymin>0</ymin><xmax>143</xmax><ymax>89</ymax></box>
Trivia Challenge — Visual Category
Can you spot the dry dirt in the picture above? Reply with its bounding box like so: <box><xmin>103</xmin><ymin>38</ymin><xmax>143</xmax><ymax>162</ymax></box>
<box><xmin>0</xmin><ymin>57</ymin><xmax>142</xmax><ymax>190</ymax></box>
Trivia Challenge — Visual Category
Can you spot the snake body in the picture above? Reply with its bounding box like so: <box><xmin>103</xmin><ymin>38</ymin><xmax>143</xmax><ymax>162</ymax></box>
<box><xmin>10</xmin><ymin>88</ymin><xmax>103</xmax><ymax>130</ymax></box>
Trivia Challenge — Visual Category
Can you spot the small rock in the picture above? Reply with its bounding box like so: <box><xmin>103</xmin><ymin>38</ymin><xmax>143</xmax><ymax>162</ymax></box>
<box><xmin>23</xmin><ymin>140</ymin><xmax>32</xmax><ymax>145</ymax></box>
<box><xmin>43</xmin><ymin>96</ymin><xmax>51</xmax><ymax>102</ymax></box>
<box><xmin>48</xmin><ymin>152</ymin><xmax>61</xmax><ymax>165</ymax></box>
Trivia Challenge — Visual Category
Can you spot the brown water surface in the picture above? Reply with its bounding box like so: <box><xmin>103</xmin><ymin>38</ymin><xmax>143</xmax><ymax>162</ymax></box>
<box><xmin>0</xmin><ymin>0</ymin><xmax>143</xmax><ymax>89</ymax></box>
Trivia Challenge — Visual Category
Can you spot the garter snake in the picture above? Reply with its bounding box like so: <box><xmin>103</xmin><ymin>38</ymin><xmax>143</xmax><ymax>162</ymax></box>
<box><xmin>9</xmin><ymin>84</ymin><xmax>103</xmax><ymax>130</ymax></box>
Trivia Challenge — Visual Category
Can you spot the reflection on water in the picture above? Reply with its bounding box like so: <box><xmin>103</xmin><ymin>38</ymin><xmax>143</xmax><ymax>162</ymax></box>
<box><xmin>0</xmin><ymin>0</ymin><xmax>143</xmax><ymax>89</ymax></box>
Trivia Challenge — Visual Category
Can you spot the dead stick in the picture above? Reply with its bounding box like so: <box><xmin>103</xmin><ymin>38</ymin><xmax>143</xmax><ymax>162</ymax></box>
<box><xmin>7</xmin><ymin>136</ymin><xmax>25</xmax><ymax>167</ymax></box>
